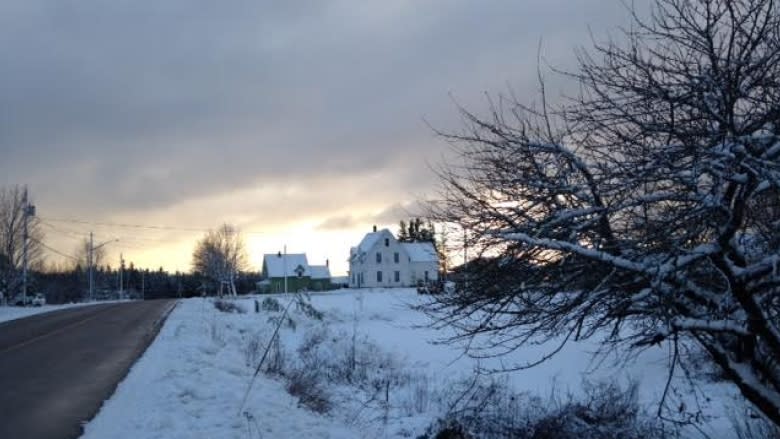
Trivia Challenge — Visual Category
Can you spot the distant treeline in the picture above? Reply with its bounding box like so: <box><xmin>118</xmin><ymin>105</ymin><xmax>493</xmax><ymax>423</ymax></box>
<box><xmin>30</xmin><ymin>265</ymin><xmax>262</xmax><ymax>304</ymax></box>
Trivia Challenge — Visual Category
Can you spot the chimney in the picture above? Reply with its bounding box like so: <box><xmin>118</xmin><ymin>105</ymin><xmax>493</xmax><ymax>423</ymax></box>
<box><xmin>373</xmin><ymin>225</ymin><xmax>377</xmax><ymax>232</ymax></box>
<box><xmin>326</xmin><ymin>259</ymin><xmax>329</xmax><ymax>267</ymax></box>
<box><xmin>277</xmin><ymin>251</ymin><xmax>282</xmax><ymax>258</ymax></box>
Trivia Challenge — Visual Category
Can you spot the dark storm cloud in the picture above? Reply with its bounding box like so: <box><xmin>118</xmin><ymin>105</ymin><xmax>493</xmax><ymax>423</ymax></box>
<box><xmin>0</xmin><ymin>0</ymin><xmax>629</xmax><ymax>218</ymax></box>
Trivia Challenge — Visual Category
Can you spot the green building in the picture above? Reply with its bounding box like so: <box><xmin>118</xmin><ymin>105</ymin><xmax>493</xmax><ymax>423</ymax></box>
<box><xmin>258</xmin><ymin>253</ymin><xmax>333</xmax><ymax>293</ymax></box>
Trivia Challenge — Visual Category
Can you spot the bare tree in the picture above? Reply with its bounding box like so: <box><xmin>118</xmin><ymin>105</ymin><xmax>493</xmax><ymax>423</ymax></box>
<box><xmin>73</xmin><ymin>238</ymin><xmax>105</xmax><ymax>272</ymax></box>
<box><xmin>427</xmin><ymin>0</ymin><xmax>780</xmax><ymax>427</ymax></box>
<box><xmin>0</xmin><ymin>185</ymin><xmax>43</xmax><ymax>299</ymax></box>
<box><xmin>192</xmin><ymin>224</ymin><xmax>248</xmax><ymax>296</ymax></box>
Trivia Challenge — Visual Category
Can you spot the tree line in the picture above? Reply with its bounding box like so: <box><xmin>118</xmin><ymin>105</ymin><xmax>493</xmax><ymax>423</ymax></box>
<box><xmin>0</xmin><ymin>185</ymin><xmax>260</xmax><ymax>303</ymax></box>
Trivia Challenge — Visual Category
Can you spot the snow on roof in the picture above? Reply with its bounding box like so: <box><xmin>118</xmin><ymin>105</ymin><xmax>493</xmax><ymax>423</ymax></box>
<box><xmin>309</xmin><ymin>265</ymin><xmax>331</xmax><ymax>280</ymax></box>
<box><xmin>358</xmin><ymin>230</ymin><xmax>388</xmax><ymax>253</ymax></box>
<box><xmin>351</xmin><ymin>229</ymin><xmax>392</xmax><ymax>261</ymax></box>
<box><xmin>401</xmin><ymin>242</ymin><xmax>438</xmax><ymax>263</ymax></box>
<box><xmin>263</xmin><ymin>253</ymin><xmax>309</xmax><ymax>277</ymax></box>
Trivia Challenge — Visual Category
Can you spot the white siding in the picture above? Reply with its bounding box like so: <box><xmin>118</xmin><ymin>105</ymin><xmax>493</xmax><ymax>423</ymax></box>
<box><xmin>349</xmin><ymin>229</ymin><xmax>439</xmax><ymax>288</ymax></box>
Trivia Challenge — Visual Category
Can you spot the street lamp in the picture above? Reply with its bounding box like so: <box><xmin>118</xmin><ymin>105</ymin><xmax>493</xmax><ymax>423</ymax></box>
<box><xmin>88</xmin><ymin>232</ymin><xmax>118</xmax><ymax>302</ymax></box>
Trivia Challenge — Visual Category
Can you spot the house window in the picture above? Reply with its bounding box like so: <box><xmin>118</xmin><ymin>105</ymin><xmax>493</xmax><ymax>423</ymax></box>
<box><xmin>394</xmin><ymin>271</ymin><xmax>400</xmax><ymax>282</ymax></box>
<box><xmin>385</xmin><ymin>238</ymin><xmax>389</xmax><ymax>247</ymax></box>
<box><xmin>377</xmin><ymin>271</ymin><xmax>383</xmax><ymax>282</ymax></box>
<box><xmin>424</xmin><ymin>271</ymin><xmax>429</xmax><ymax>281</ymax></box>
<box><xmin>376</xmin><ymin>252</ymin><xmax>382</xmax><ymax>264</ymax></box>
<box><xmin>394</xmin><ymin>252</ymin><xmax>399</xmax><ymax>263</ymax></box>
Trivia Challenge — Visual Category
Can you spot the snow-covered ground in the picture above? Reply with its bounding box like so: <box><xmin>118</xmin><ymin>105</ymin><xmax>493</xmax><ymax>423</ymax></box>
<box><xmin>0</xmin><ymin>302</ymin><xmax>93</xmax><ymax>323</ymax></box>
<box><xmin>80</xmin><ymin>289</ymin><xmax>750</xmax><ymax>439</ymax></box>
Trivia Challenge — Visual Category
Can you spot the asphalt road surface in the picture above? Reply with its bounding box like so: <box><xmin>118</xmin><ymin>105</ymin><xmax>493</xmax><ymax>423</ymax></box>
<box><xmin>0</xmin><ymin>300</ymin><xmax>176</xmax><ymax>439</ymax></box>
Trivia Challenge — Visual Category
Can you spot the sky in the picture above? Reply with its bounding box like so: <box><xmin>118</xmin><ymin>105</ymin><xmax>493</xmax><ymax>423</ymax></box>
<box><xmin>0</xmin><ymin>1</ymin><xmax>633</xmax><ymax>276</ymax></box>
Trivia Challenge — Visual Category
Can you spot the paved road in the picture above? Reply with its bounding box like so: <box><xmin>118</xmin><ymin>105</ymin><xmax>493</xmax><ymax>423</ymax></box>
<box><xmin>0</xmin><ymin>300</ymin><xmax>176</xmax><ymax>439</ymax></box>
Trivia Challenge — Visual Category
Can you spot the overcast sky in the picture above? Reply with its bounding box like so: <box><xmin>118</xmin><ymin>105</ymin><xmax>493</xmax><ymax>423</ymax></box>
<box><xmin>0</xmin><ymin>1</ymin><xmax>632</xmax><ymax>275</ymax></box>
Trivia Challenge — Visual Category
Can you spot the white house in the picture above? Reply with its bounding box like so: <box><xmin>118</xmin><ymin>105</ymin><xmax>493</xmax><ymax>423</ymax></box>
<box><xmin>348</xmin><ymin>227</ymin><xmax>439</xmax><ymax>288</ymax></box>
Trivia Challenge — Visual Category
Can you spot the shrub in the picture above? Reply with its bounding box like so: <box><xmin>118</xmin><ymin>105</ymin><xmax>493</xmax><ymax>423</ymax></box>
<box><xmin>417</xmin><ymin>420</ymin><xmax>472</xmax><ymax>439</ymax></box>
<box><xmin>213</xmin><ymin>299</ymin><xmax>246</xmax><ymax>314</ymax></box>
<box><xmin>286</xmin><ymin>369</ymin><xmax>331</xmax><ymax>414</ymax></box>
<box><xmin>243</xmin><ymin>332</ymin><xmax>262</xmax><ymax>368</ymax></box>
<box><xmin>731</xmin><ymin>407</ymin><xmax>780</xmax><ymax>439</ymax></box>
<box><xmin>267</xmin><ymin>314</ymin><xmax>296</xmax><ymax>331</ymax></box>
<box><xmin>295</xmin><ymin>294</ymin><xmax>323</xmax><ymax>320</ymax></box>
<box><xmin>422</xmin><ymin>379</ymin><xmax>667</xmax><ymax>439</ymax></box>
<box><xmin>263</xmin><ymin>336</ymin><xmax>286</xmax><ymax>375</ymax></box>
<box><xmin>261</xmin><ymin>297</ymin><xmax>283</xmax><ymax>312</ymax></box>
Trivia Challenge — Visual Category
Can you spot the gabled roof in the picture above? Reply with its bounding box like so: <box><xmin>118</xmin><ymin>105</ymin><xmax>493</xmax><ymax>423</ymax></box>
<box><xmin>309</xmin><ymin>265</ymin><xmax>331</xmax><ymax>280</ymax></box>
<box><xmin>401</xmin><ymin>242</ymin><xmax>439</xmax><ymax>263</ymax></box>
<box><xmin>263</xmin><ymin>253</ymin><xmax>309</xmax><ymax>277</ymax></box>
<box><xmin>358</xmin><ymin>229</ymin><xmax>390</xmax><ymax>253</ymax></box>
<box><xmin>351</xmin><ymin>229</ymin><xmax>393</xmax><ymax>262</ymax></box>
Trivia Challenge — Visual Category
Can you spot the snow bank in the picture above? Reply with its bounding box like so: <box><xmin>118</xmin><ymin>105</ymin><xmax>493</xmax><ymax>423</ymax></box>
<box><xmin>80</xmin><ymin>289</ymin><xmax>748</xmax><ymax>438</ymax></box>
<box><xmin>0</xmin><ymin>302</ymin><xmax>94</xmax><ymax>324</ymax></box>
<box><xmin>80</xmin><ymin>297</ymin><xmax>360</xmax><ymax>439</ymax></box>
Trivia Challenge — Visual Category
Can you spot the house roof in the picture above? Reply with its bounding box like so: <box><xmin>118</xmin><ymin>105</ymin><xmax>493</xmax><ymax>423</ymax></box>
<box><xmin>263</xmin><ymin>253</ymin><xmax>309</xmax><ymax>277</ymax></box>
<box><xmin>401</xmin><ymin>242</ymin><xmax>439</xmax><ymax>263</ymax></box>
<box><xmin>309</xmin><ymin>265</ymin><xmax>331</xmax><ymax>280</ymax></box>
<box><xmin>350</xmin><ymin>229</ymin><xmax>392</xmax><ymax>261</ymax></box>
<box><xmin>358</xmin><ymin>230</ymin><xmax>389</xmax><ymax>253</ymax></box>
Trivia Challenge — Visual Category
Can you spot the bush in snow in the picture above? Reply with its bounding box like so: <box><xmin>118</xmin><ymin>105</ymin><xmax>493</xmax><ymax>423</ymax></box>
<box><xmin>253</xmin><ymin>317</ymin><xmax>421</xmax><ymax>422</ymax></box>
<box><xmin>285</xmin><ymin>368</ymin><xmax>332</xmax><ymax>414</ymax></box>
<box><xmin>212</xmin><ymin>299</ymin><xmax>246</xmax><ymax>314</ymax></box>
<box><xmin>256</xmin><ymin>333</ymin><xmax>286</xmax><ymax>376</ymax></box>
<box><xmin>243</xmin><ymin>331</ymin><xmax>262</xmax><ymax>368</ymax></box>
<box><xmin>294</xmin><ymin>294</ymin><xmax>323</xmax><ymax>320</ymax></box>
<box><xmin>261</xmin><ymin>296</ymin><xmax>283</xmax><ymax>312</ymax></box>
<box><xmin>420</xmin><ymin>379</ymin><xmax>668</xmax><ymax>439</ymax></box>
<box><xmin>730</xmin><ymin>405</ymin><xmax>780</xmax><ymax>439</ymax></box>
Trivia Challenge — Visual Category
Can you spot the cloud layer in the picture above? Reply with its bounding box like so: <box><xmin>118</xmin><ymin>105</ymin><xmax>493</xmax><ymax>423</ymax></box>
<box><xmin>0</xmin><ymin>1</ymin><xmax>631</xmax><ymax>272</ymax></box>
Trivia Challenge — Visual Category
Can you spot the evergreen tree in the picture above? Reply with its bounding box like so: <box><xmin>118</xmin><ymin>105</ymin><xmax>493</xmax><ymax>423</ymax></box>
<box><xmin>399</xmin><ymin>220</ymin><xmax>408</xmax><ymax>241</ymax></box>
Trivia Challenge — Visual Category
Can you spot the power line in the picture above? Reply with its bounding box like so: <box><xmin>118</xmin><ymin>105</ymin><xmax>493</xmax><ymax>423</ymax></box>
<box><xmin>39</xmin><ymin>220</ymin><xmax>87</xmax><ymax>240</ymax></box>
<box><xmin>42</xmin><ymin>221</ymin><xmax>158</xmax><ymax>245</ymax></box>
<box><xmin>31</xmin><ymin>238</ymin><xmax>79</xmax><ymax>261</ymax></box>
<box><xmin>40</xmin><ymin>217</ymin><xmax>267</xmax><ymax>235</ymax></box>
<box><xmin>41</xmin><ymin>217</ymin><xmax>207</xmax><ymax>233</ymax></box>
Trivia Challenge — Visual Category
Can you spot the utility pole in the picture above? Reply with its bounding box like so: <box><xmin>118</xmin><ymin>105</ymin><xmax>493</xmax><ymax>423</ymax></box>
<box><xmin>88</xmin><ymin>234</ymin><xmax>117</xmax><ymax>302</ymax></box>
<box><xmin>283</xmin><ymin>244</ymin><xmax>288</xmax><ymax>295</ymax></box>
<box><xmin>118</xmin><ymin>253</ymin><xmax>124</xmax><ymax>300</ymax></box>
<box><xmin>88</xmin><ymin>232</ymin><xmax>93</xmax><ymax>302</ymax></box>
<box><xmin>21</xmin><ymin>187</ymin><xmax>35</xmax><ymax>305</ymax></box>
<box><xmin>141</xmin><ymin>270</ymin><xmax>145</xmax><ymax>301</ymax></box>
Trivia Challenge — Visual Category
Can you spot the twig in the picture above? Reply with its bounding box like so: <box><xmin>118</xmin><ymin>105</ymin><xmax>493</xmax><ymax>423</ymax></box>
<box><xmin>237</xmin><ymin>295</ymin><xmax>297</xmax><ymax>415</ymax></box>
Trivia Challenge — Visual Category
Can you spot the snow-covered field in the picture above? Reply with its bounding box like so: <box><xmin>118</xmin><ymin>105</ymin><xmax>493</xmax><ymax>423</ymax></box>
<box><xmin>80</xmin><ymin>289</ymin><xmax>749</xmax><ymax>438</ymax></box>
